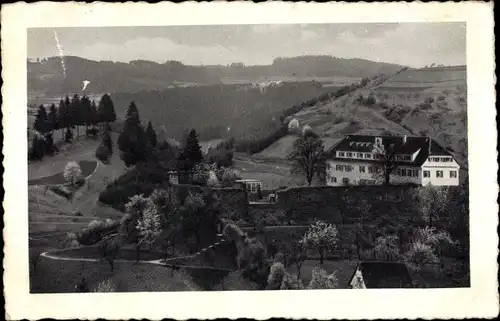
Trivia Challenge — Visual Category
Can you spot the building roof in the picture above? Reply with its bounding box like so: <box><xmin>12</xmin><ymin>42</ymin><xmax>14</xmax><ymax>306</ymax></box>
<box><xmin>349</xmin><ymin>261</ymin><xmax>413</xmax><ymax>288</ymax></box>
<box><xmin>327</xmin><ymin>135</ymin><xmax>454</xmax><ymax>167</ymax></box>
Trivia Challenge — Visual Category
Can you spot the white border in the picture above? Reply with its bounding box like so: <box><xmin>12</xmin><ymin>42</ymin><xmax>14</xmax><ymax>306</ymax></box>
<box><xmin>2</xmin><ymin>2</ymin><xmax>498</xmax><ymax>320</ymax></box>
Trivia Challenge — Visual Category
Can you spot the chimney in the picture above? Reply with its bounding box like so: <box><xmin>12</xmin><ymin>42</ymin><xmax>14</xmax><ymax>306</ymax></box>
<box><xmin>403</xmin><ymin>135</ymin><xmax>407</xmax><ymax>145</ymax></box>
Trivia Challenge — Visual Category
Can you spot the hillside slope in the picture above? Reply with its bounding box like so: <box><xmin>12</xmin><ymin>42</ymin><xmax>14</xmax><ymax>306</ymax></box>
<box><xmin>259</xmin><ymin>66</ymin><xmax>468</xmax><ymax>167</ymax></box>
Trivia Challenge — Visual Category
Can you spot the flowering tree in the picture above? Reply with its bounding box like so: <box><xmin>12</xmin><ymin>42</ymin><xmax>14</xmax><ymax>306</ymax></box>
<box><xmin>415</xmin><ymin>185</ymin><xmax>450</xmax><ymax>227</ymax></box>
<box><xmin>136</xmin><ymin>204</ymin><xmax>162</xmax><ymax>249</ymax></box>
<box><xmin>307</xmin><ymin>266</ymin><xmax>338</xmax><ymax>289</ymax></box>
<box><xmin>301</xmin><ymin>221</ymin><xmax>338</xmax><ymax>264</ymax></box>
<box><xmin>63</xmin><ymin>161</ymin><xmax>82</xmax><ymax>185</ymax></box>
<box><xmin>288</xmin><ymin>118</ymin><xmax>300</xmax><ymax>134</ymax></box>
<box><xmin>371</xmin><ymin>235</ymin><xmax>401</xmax><ymax>261</ymax></box>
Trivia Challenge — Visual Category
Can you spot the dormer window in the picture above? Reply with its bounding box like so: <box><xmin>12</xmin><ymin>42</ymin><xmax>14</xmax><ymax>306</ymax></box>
<box><xmin>365</xmin><ymin>153</ymin><xmax>372</xmax><ymax>159</ymax></box>
<box><xmin>347</xmin><ymin>152</ymin><xmax>353</xmax><ymax>157</ymax></box>
<box><xmin>357</xmin><ymin>152</ymin><xmax>363</xmax><ymax>158</ymax></box>
<box><xmin>338</xmin><ymin>152</ymin><xmax>345</xmax><ymax>157</ymax></box>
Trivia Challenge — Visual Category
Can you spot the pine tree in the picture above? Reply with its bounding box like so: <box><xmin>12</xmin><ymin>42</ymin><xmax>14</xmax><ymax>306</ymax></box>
<box><xmin>103</xmin><ymin>123</ymin><xmax>113</xmax><ymax>154</ymax></box>
<box><xmin>58</xmin><ymin>99</ymin><xmax>67</xmax><ymax>140</ymax></box>
<box><xmin>90</xmin><ymin>100</ymin><xmax>98</xmax><ymax>128</ymax></box>
<box><xmin>98</xmin><ymin>93</ymin><xmax>117</xmax><ymax>125</ymax></box>
<box><xmin>177</xmin><ymin>128</ymin><xmax>203</xmax><ymax>181</ymax></box>
<box><xmin>118</xmin><ymin>101</ymin><xmax>148</xmax><ymax>167</ymax></box>
<box><xmin>33</xmin><ymin>105</ymin><xmax>49</xmax><ymax>134</ymax></box>
<box><xmin>48</xmin><ymin>103</ymin><xmax>58</xmax><ymax>132</ymax></box>
<box><xmin>62</xmin><ymin>96</ymin><xmax>73</xmax><ymax>140</ymax></box>
<box><xmin>70</xmin><ymin>94</ymin><xmax>82</xmax><ymax>137</ymax></box>
<box><xmin>146</xmin><ymin>121</ymin><xmax>157</xmax><ymax>148</ymax></box>
<box><xmin>80</xmin><ymin>95</ymin><xmax>92</xmax><ymax>131</ymax></box>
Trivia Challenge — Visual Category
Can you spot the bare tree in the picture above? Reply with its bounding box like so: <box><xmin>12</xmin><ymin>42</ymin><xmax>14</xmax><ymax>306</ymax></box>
<box><xmin>288</xmin><ymin>131</ymin><xmax>325</xmax><ymax>186</ymax></box>
<box><xmin>372</xmin><ymin>141</ymin><xmax>399</xmax><ymax>185</ymax></box>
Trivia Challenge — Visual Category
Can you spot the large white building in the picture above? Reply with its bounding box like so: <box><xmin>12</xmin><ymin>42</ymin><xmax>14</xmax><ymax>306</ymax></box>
<box><xmin>325</xmin><ymin>134</ymin><xmax>460</xmax><ymax>186</ymax></box>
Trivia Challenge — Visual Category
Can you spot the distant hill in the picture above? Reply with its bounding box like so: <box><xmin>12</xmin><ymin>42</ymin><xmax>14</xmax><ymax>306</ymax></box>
<box><xmin>258</xmin><ymin>65</ymin><xmax>468</xmax><ymax>168</ymax></box>
<box><xmin>27</xmin><ymin>55</ymin><xmax>405</xmax><ymax>96</ymax></box>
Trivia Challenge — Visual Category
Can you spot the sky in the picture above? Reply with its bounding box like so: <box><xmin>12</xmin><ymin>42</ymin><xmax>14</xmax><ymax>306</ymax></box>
<box><xmin>28</xmin><ymin>23</ymin><xmax>466</xmax><ymax>68</ymax></box>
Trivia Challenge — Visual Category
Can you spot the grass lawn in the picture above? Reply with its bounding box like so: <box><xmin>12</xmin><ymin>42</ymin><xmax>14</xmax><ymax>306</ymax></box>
<box><xmin>28</xmin><ymin>160</ymin><xmax>97</xmax><ymax>186</ymax></box>
<box><xmin>54</xmin><ymin>246</ymin><xmax>166</xmax><ymax>261</ymax></box>
<box><xmin>30</xmin><ymin>257</ymin><xmax>199</xmax><ymax>293</ymax></box>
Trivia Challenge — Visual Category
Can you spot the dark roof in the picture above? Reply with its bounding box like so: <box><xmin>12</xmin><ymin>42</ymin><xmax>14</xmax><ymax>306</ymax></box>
<box><xmin>327</xmin><ymin>135</ymin><xmax>454</xmax><ymax>167</ymax></box>
<box><xmin>350</xmin><ymin>261</ymin><xmax>413</xmax><ymax>288</ymax></box>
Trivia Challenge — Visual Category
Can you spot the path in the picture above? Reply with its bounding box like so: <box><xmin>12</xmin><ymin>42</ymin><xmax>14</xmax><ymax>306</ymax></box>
<box><xmin>39</xmin><ymin>236</ymin><xmax>233</xmax><ymax>272</ymax></box>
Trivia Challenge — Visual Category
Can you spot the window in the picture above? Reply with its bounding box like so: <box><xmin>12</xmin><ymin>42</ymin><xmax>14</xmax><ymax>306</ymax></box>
<box><xmin>412</xmin><ymin>169</ymin><xmax>419</xmax><ymax>177</ymax></box>
<box><xmin>336</xmin><ymin>165</ymin><xmax>343</xmax><ymax>171</ymax></box>
<box><xmin>436</xmin><ymin>170</ymin><xmax>444</xmax><ymax>178</ymax></box>
<box><xmin>342</xmin><ymin>177</ymin><xmax>350</xmax><ymax>185</ymax></box>
<box><xmin>430</xmin><ymin>157</ymin><xmax>440</xmax><ymax>162</ymax></box>
<box><xmin>365</xmin><ymin>153</ymin><xmax>372</xmax><ymax>159</ymax></box>
<box><xmin>423</xmin><ymin>170</ymin><xmax>430</xmax><ymax>178</ymax></box>
<box><xmin>368</xmin><ymin>166</ymin><xmax>374</xmax><ymax>174</ymax></box>
<box><xmin>359</xmin><ymin>166</ymin><xmax>366</xmax><ymax>173</ymax></box>
<box><xmin>401</xmin><ymin>169</ymin><xmax>407</xmax><ymax>177</ymax></box>
<box><xmin>330</xmin><ymin>176</ymin><xmax>337</xmax><ymax>183</ymax></box>
<box><xmin>347</xmin><ymin>152</ymin><xmax>353</xmax><ymax>157</ymax></box>
<box><xmin>338</xmin><ymin>152</ymin><xmax>345</xmax><ymax>157</ymax></box>
<box><xmin>450</xmin><ymin>171</ymin><xmax>457</xmax><ymax>178</ymax></box>
<box><xmin>357</xmin><ymin>153</ymin><xmax>363</xmax><ymax>158</ymax></box>
<box><xmin>441</xmin><ymin>157</ymin><xmax>450</xmax><ymax>162</ymax></box>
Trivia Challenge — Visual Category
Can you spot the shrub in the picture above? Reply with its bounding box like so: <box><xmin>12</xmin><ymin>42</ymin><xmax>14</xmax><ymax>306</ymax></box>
<box><xmin>424</xmin><ymin>96</ymin><xmax>435</xmax><ymax>104</ymax></box>
<box><xmin>267</xmin><ymin>262</ymin><xmax>286</xmax><ymax>290</ymax></box>
<box><xmin>64</xmin><ymin>128</ymin><xmax>73</xmax><ymax>143</ymax></box>
<box><xmin>288</xmin><ymin>118</ymin><xmax>300</xmax><ymax>134</ymax></box>
<box><xmin>62</xmin><ymin>232</ymin><xmax>80</xmax><ymax>248</ymax></box>
<box><xmin>437</xmin><ymin>95</ymin><xmax>446</xmax><ymax>101</ymax></box>
<box><xmin>95</xmin><ymin>143</ymin><xmax>110</xmax><ymax>163</ymax></box>
<box><xmin>77</xmin><ymin>219</ymin><xmax>120</xmax><ymax>246</ymax></box>
<box><xmin>307</xmin><ymin>266</ymin><xmax>338</xmax><ymax>289</ymax></box>
<box><xmin>64</xmin><ymin>161</ymin><xmax>82</xmax><ymax>186</ymax></box>
<box><xmin>92</xmin><ymin>279</ymin><xmax>116</xmax><ymax>292</ymax></box>
<box><xmin>50</xmin><ymin>185</ymin><xmax>72</xmax><ymax>199</ymax></box>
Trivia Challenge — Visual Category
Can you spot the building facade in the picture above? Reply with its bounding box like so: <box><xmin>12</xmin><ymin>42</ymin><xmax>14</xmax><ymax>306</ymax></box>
<box><xmin>325</xmin><ymin>135</ymin><xmax>460</xmax><ymax>186</ymax></box>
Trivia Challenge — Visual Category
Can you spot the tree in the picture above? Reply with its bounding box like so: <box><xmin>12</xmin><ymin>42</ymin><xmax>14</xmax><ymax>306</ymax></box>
<box><xmin>267</xmin><ymin>262</ymin><xmax>286</xmax><ymax>290</ymax></box>
<box><xmin>97</xmin><ymin>93</ymin><xmax>117</xmax><ymax>125</ymax></box>
<box><xmin>70</xmin><ymin>94</ymin><xmax>82</xmax><ymax>137</ymax></box>
<box><xmin>288</xmin><ymin>118</ymin><xmax>300</xmax><ymax>134</ymax></box>
<box><xmin>289</xmin><ymin>239</ymin><xmax>307</xmax><ymax>279</ymax></box>
<box><xmin>288</xmin><ymin>130</ymin><xmax>325</xmax><ymax>186</ymax></box>
<box><xmin>146</xmin><ymin>121</ymin><xmax>157</xmax><ymax>148</ymax></box>
<box><xmin>301</xmin><ymin>221</ymin><xmax>338</xmax><ymax>264</ymax></box>
<box><xmin>33</xmin><ymin>105</ymin><xmax>49</xmax><ymax>134</ymax></box>
<box><xmin>177</xmin><ymin>129</ymin><xmax>203</xmax><ymax>182</ymax></box>
<box><xmin>307</xmin><ymin>266</ymin><xmax>338</xmax><ymax>289</ymax></box>
<box><xmin>118</xmin><ymin>101</ymin><xmax>149</xmax><ymax>167</ymax></box>
<box><xmin>98</xmin><ymin>237</ymin><xmax>121</xmax><ymax>272</ymax></box>
<box><xmin>47</xmin><ymin>103</ymin><xmax>58</xmax><ymax>132</ymax></box>
<box><xmin>415</xmin><ymin>185</ymin><xmax>449</xmax><ymax>227</ymax></box>
<box><xmin>136</xmin><ymin>202</ymin><xmax>162</xmax><ymax>250</ymax></box>
<box><xmin>79</xmin><ymin>95</ymin><xmax>93</xmax><ymax>131</ymax></box>
<box><xmin>371</xmin><ymin>235</ymin><xmax>401</xmax><ymax>261</ymax></box>
<box><xmin>63</xmin><ymin>161</ymin><xmax>82</xmax><ymax>186</ymax></box>
<box><xmin>372</xmin><ymin>139</ymin><xmax>398</xmax><ymax>185</ymax></box>
<box><xmin>121</xmin><ymin>194</ymin><xmax>154</xmax><ymax>262</ymax></box>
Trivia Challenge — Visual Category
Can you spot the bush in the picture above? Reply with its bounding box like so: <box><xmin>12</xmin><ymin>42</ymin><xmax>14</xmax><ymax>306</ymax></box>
<box><xmin>92</xmin><ymin>279</ymin><xmax>116</xmax><ymax>292</ymax></box>
<box><xmin>64</xmin><ymin>128</ymin><xmax>73</xmax><ymax>143</ymax></box>
<box><xmin>437</xmin><ymin>95</ymin><xmax>446</xmax><ymax>102</ymax></box>
<box><xmin>77</xmin><ymin>219</ymin><xmax>120</xmax><ymax>246</ymax></box>
<box><xmin>50</xmin><ymin>185</ymin><xmax>72</xmax><ymax>199</ymax></box>
<box><xmin>96</xmin><ymin>143</ymin><xmax>110</xmax><ymax>163</ymax></box>
<box><xmin>424</xmin><ymin>96</ymin><xmax>435</xmax><ymax>104</ymax></box>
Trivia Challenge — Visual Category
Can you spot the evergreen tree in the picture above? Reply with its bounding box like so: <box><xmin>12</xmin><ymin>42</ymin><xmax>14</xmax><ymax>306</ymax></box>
<box><xmin>58</xmin><ymin>99</ymin><xmax>67</xmax><ymax>140</ymax></box>
<box><xmin>33</xmin><ymin>105</ymin><xmax>49</xmax><ymax>134</ymax></box>
<box><xmin>98</xmin><ymin>93</ymin><xmax>117</xmax><ymax>125</ymax></box>
<box><xmin>90</xmin><ymin>100</ymin><xmax>98</xmax><ymax>127</ymax></box>
<box><xmin>103</xmin><ymin>122</ymin><xmax>113</xmax><ymax>154</ymax></box>
<box><xmin>118</xmin><ymin>101</ymin><xmax>149</xmax><ymax>167</ymax></box>
<box><xmin>48</xmin><ymin>103</ymin><xmax>58</xmax><ymax>132</ymax></box>
<box><xmin>177</xmin><ymin>128</ymin><xmax>203</xmax><ymax>181</ymax></box>
<box><xmin>70</xmin><ymin>94</ymin><xmax>82</xmax><ymax>137</ymax></box>
<box><xmin>146</xmin><ymin>121</ymin><xmax>157</xmax><ymax>148</ymax></box>
<box><xmin>80</xmin><ymin>95</ymin><xmax>92</xmax><ymax>131</ymax></box>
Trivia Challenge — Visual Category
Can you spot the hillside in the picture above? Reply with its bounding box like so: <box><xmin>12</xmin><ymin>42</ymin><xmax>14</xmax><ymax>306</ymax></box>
<box><xmin>27</xmin><ymin>55</ymin><xmax>404</xmax><ymax>96</ymax></box>
<box><xmin>259</xmin><ymin>66</ymin><xmax>468</xmax><ymax>168</ymax></box>
<box><xmin>109</xmin><ymin>82</ymin><xmax>347</xmax><ymax>142</ymax></box>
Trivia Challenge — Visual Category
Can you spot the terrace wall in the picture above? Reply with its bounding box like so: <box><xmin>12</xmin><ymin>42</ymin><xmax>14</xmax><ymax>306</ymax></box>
<box><xmin>276</xmin><ymin>185</ymin><xmax>466</xmax><ymax>227</ymax></box>
<box><xmin>277</xmin><ymin>185</ymin><xmax>421</xmax><ymax>224</ymax></box>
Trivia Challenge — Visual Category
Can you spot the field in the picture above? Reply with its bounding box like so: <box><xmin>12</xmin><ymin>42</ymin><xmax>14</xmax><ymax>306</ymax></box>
<box><xmin>30</xmin><ymin>257</ymin><xmax>200</xmax><ymax>293</ymax></box>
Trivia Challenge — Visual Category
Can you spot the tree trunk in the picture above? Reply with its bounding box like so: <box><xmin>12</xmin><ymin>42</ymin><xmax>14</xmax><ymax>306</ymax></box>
<box><xmin>135</xmin><ymin>244</ymin><xmax>140</xmax><ymax>263</ymax></box>
<box><xmin>318</xmin><ymin>248</ymin><xmax>324</xmax><ymax>265</ymax></box>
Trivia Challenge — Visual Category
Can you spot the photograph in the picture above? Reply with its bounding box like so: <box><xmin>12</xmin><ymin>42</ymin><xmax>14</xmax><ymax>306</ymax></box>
<box><xmin>27</xmin><ymin>22</ymin><xmax>470</xmax><ymax>293</ymax></box>
<box><xmin>2</xmin><ymin>1</ymin><xmax>497</xmax><ymax>320</ymax></box>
